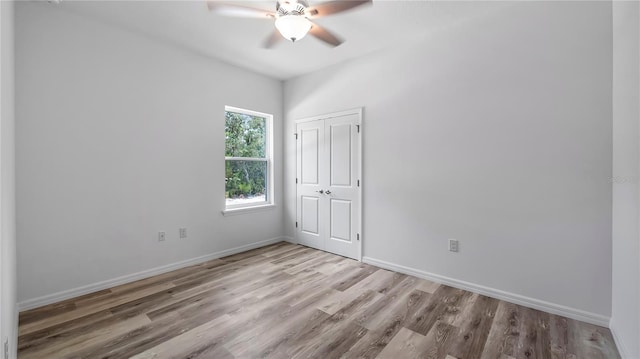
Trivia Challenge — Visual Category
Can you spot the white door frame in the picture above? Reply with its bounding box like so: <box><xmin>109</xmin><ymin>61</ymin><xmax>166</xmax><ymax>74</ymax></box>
<box><xmin>294</xmin><ymin>108</ymin><xmax>363</xmax><ymax>261</ymax></box>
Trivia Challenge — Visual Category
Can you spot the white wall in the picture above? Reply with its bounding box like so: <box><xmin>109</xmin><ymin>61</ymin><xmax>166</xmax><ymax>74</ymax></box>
<box><xmin>284</xmin><ymin>1</ymin><xmax>613</xmax><ymax>319</ymax></box>
<box><xmin>0</xmin><ymin>0</ymin><xmax>17</xmax><ymax>357</ymax></box>
<box><xmin>611</xmin><ymin>1</ymin><xmax>640</xmax><ymax>357</ymax></box>
<box><xmin>15</xmin><ymin>2</ymin><xmax>283</xmax><ymax>304</ymax></box>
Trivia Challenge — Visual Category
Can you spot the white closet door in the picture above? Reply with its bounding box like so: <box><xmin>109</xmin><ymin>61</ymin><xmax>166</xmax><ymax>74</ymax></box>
<box><xmin>296</xmin><ymin>120</ymin><xmax>326</xmax><ymax>250</ymax></box>
<box><xmin>323</xmin><ymin>114</ymin><xmax>360</xmax><ymax>259</ymax></box>
<box><xmin>296</xmin><ymin>110</ymin><xmax>361</xmax><ymax>260</ymax></box>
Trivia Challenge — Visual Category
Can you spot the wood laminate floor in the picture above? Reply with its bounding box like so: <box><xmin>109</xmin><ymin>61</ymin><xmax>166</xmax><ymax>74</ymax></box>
<box><xmin>18</xmin><ymin>242</ymin><xmax>620</xmax><ymax>359</ymax></box>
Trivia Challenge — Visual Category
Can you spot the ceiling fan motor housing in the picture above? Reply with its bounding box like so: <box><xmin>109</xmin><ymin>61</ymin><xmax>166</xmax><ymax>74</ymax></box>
<box><xmin>276</xmin><ymin>0</ymin><xmax>310</xmax><ymax>16</ymax></box>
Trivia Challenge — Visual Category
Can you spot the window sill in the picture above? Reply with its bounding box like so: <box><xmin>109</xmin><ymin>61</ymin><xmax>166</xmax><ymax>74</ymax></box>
<box><xmin>222</xmin><ymin>204</ymin><xmax>276</xmax><ymax>217</ymax></box>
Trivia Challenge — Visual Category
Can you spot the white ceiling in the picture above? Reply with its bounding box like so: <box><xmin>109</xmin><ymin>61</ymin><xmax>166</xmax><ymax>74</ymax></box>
<box><xmin>55</xmin><ymin>0</ymin><xmax>508</xmax><ymax>80</ymax></box>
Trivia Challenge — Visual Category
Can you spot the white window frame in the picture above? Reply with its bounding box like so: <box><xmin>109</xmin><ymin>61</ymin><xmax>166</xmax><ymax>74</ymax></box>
<box><xmin>222</xmin><ymin>106</ymin><xmax>275</xmax><ymax>216</ymax></box>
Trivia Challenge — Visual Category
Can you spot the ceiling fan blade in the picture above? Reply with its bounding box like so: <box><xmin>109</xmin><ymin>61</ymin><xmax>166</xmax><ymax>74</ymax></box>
<box><xmin>309</xmin><ymin>22</ymin><xmax>343</xmax><ymax>47</ymax></box>
<box><xmin>207</xmin><ymin>2</ymin><xmax>275</xmax><ymax>19</ymax></box>
<box><xmin>263</xmin><ymin>29</ymin><xmax>284</xmax><ymax>48</ymax></box>
<box><xmin>306</xmin><ymin>0</ymin><xmax>372</xmax><ymax>18</ymax></box>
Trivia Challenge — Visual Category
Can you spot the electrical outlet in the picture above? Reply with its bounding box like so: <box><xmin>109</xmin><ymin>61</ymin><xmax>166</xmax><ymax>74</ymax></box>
<box><xmin>158</xmin><ymin>232</ymin><xmax>166</xmax><ymax>242</ymax></box>
<box><xmin>448</xmin><ymin>239</ymin><xmax>459</xmax><ymax>252</ymax></box>
<box><xmin>179</xmin><ymin>228</ymin><xmax>187</xmax><ymax>239</ymax></box>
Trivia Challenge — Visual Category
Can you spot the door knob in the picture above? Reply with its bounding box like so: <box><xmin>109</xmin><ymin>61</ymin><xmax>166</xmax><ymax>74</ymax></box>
<box><xmin>316</xmin><ymin>190</ymin><xmax>324</xmax><ymax>194</ymax></box>
<box><xmin>325</xmin><ymin>190</ymin><xmax>331</xmax><ymax>194</ymax></box>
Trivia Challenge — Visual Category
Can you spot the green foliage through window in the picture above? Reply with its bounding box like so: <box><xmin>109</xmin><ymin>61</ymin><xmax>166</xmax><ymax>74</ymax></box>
<box><xmin>225</xmin><ymin>160</ymin><xmax>267</xmax><ymax>200</ymax></box>
<box><xmin>225</xmin><ymin>111</ymin><xmax>266</xmax><ymax>158</ymax></box>
<box><xmin>225</xmin><ymin>110</ymin><xmax>269</xmax><ymax>205</ymax></box>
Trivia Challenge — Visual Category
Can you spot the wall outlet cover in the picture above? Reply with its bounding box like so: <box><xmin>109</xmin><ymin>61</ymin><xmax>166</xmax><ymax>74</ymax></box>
<box><xmin>448</xmin><ymin>239</ymin><xmax>459</xmax><ymax>252</ymax></box>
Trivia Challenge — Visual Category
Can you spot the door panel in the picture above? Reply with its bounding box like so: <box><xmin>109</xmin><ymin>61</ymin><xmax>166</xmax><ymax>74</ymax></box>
<box><xmin>301</xmin><ymin>128</ymin><xmax>319</xmax><ymax>185</ymax></box>
<box><xmin>296</xmin><ymin>111</ymin><xmax>360</xmax><ymax>259</ymax></box>
<box><xmin>329</xmin><ymin>123</ymin><xmax>352</xmax><ymax>187</ymax></box>
<box><xmin>301</xmin><ymin>196</ymin><xmax>319</xmax><ymax>234</ymax></box>
<box><xmin>330</xmin><ymin>199</ymin><xmax>351</xmax><ymax>242</ymax></box>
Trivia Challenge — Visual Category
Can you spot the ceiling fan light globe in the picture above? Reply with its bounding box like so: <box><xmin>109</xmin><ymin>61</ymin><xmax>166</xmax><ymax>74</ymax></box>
<box><xmin>275</xmin><ymin>15</ymin><xmax>312</xmax><ymax>42</ymax></box>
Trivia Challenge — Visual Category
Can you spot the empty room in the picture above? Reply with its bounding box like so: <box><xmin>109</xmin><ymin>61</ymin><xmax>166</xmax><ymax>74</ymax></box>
<box><xmin>0</xmin><ymin>0</ymin><xmax>639</xmax><ymax>358</ymax></box>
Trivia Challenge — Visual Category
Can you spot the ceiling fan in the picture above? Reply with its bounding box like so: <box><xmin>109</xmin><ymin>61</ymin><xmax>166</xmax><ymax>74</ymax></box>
<box><xmin>206</xmin><ymin>0</ymin><xmax>372</xmax><ymax>48</ymax></box>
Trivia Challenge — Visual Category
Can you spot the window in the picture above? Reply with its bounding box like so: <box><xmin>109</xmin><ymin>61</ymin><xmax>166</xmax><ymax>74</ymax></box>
<box><xmin>224</xmin><ymin>106</ymin><xmax>273</xmax><ymax>211</ymax></box>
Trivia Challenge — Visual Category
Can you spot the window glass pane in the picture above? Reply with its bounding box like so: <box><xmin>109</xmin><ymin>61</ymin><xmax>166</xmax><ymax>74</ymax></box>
<box><xmin>225</xmin><ymin>111</ymin><xmax>266</xmax><ymax>158</ymax></box>
<box><xmin>225</xmin><ymin>160</ymin><xmax>268</xmax><ymax>206</ymax></box>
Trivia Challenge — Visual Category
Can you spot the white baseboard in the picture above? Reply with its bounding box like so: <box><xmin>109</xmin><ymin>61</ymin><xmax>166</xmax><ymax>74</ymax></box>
<box><xmin>609</xmin><ymin>317</ymin><xmax>631</xmax><ymax>359</ymax></box>
<box><xmin>362</xmin><ymin>256</ymin><xmax>610</xmax><ymax>327</ymax></box>
<box><xmin>18</xmin><ymin>236</ymin><xmax>286</xmax><ymax>312</ymax></box>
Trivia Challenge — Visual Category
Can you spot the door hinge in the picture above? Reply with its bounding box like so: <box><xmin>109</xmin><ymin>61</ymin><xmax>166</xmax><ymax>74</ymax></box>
<box><xmin>294</xmin><ymin>133</ymin><xmax>298</xmax><ymax>140</ymax></box>
<box><xmin>357</xmin><ymin>179</ymin><xmax>360</xmax><ymax>187</ymax></box>
<box><xmin>296</xmin><ymin>178</ymin><xmax>298</xmax><ymax>184</ymax></box>
<box><xmin>356</xmin><ymin>124</ymin><xmax>360</xmax><ymax>133</ymax></box>
<box><xmin>357</xmin><ymin>233</ymin><xmax>360</xmax><ymax>241</ymax></box>
<box><xmin>295</xmin><ymin>221</ymin><xmax>298</xmax><ymax>228</ymax></box>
